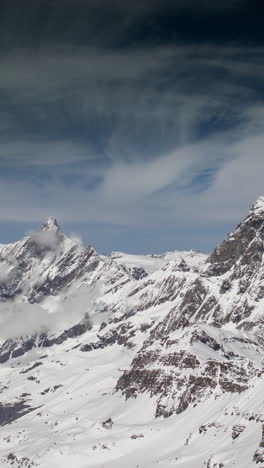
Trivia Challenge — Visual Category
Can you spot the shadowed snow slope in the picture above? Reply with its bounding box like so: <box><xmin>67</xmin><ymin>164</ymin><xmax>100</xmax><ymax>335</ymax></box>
<box><xmin>0</xmin><ymin>202</ymin><xmax>264</xmax><ymax>467</ymax></box>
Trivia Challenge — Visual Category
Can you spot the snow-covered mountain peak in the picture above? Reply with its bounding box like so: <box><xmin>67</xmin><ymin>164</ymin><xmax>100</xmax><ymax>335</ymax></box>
<box><xmin>41</xmin><ymin>216</ymin><xmax>61</xmax><ymax>232</ymax></box>
<box><xmin>250</xmin><ymin>195</ymin><xmax>264</xmax><ymax>216</ymax></box>
<box><xmin>207</xmin><ymin>196</ymin><xmax>264</xmax><ymax>274</ymax></box>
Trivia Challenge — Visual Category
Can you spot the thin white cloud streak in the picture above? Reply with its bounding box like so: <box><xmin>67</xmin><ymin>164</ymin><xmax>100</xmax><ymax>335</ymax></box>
<box><xmin>1</xmin><ymin>45</ymin><xmax>264</xmax><ymax>94</ymax></box>
<box><xmin>100</xmin><ymin>151</ymin><xmax>192</xmax><ymax>201</ymax></box>
<box><xmin>0</xmin><ymin>140</ymin><xmax>97</xmax><ymax>168</ymax></box>
<box><xmin>100</xmin><ymin>141</ymin><xmax>228</xmax><ymax>202</ymax></box>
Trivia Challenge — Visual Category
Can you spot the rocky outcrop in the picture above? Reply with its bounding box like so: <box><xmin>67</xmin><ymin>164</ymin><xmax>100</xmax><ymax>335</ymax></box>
<box><xmin>0</xmin><ymin>401</ymin><xmax>39</xmax><ymax>426</ymax></box>
<box><xmin>116</xmin><ymin>323</ymin><xmax>261</xmax><ymax>417</ymax></box>
<box><xmin>0</xmin><ymin>315</ymin><xmax>92</xmax><ymax>363</ymax></box>
<box><xmin>208</xmin><ymin>197</ymin><xmax>264</xmax><ymax>274</ymax></box>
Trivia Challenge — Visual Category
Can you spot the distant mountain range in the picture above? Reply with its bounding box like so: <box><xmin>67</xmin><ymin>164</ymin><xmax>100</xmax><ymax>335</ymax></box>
<box><xmin>0</xmin><ymin>199</ymin><xmax>264</xmax><ymax>467</ymax></box>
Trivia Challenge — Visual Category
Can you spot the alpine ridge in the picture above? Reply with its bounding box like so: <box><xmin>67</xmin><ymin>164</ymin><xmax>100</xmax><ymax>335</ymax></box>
<box><xmin>0</xmin><ymin>200</ymin><xmax>263</xmax><ymax>468</ymax></box>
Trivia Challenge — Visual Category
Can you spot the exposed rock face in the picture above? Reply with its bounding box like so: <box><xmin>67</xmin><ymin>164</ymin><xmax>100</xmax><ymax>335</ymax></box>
<box><xmin>260</xmin><ymin>424</ymin><xmax>264</xmax><ymax>448</ymax></box>
<box><xmin>0</xmin><ymin>315</ymin><xmax>92</xmax><ymax>363</ymax></box>
<box><xmin>232</xmin><ymin>424</ymin><xmax>245</xmax><ymax>440</ymax></box>
<box><xmin>116</xmin><ymin>323</ymin><xmax>262</xmax><ymax>417</ymax></box>
<box><xmin>0</xmin><ymin>401</ymin><xmax>39</xmax><ymax>426</ymax></box>
<box><xmin>4</xmin><ymin>453</ymin><xmax>37</xmax><ymax>468</ymax></box>
<box><xmin>101</xmin><ymin>418</ymin><xmax>113</xmax><ymax>430</ymax></box>
<box><xmin>253</xmin><ymin>423</ymin><xmax>264</xmax><ymax>466</ymax></box>
<box><xmin>208</xmin><ymin>197</ymin><xmax>264</xmax><ymax>274</ymax></box>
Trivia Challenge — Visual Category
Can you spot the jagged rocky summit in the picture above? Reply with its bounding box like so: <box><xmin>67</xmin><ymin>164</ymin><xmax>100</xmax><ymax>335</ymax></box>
<box><xmin>0</xmin><ymin>199</ymin><xmax>264</xmax><ymax>468</ymax></box>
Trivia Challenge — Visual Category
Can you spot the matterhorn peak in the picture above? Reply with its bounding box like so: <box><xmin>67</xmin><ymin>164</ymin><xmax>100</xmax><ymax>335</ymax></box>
<box><xmin>41</xmin><ymin>216</ymin><xmax>61</xmax><ymax>232</ymax></box>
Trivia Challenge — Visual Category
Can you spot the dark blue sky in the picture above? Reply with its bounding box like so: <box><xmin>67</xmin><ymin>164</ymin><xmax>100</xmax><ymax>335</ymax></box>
<box><xmin>0</xmin><ymin>0</ymin><xmax>263</xmax><ymax>253</ymax></box>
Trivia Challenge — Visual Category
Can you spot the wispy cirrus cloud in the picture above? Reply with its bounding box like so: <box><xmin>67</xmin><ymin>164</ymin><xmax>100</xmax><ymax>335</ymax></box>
<box><xmin>0</xmin><ymin>106</ymin><xmax>262</xmax><ymax>230</ymax></box>
<box><xmin>0</xmin><ymin>44</ymin><xmax>263</xmax><ymax>170</ymax></box>
<box><xmin>0</xmin><ymin>44</ymin><xmax>263</xmax><ymax>230</ymax></box>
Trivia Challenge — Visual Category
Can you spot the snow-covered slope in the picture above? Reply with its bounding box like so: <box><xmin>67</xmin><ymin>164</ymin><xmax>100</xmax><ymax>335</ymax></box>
<box><xmin>0</xmin><ymin>200</ymin><xmax>264</xmax><ymax>467</ymax></box>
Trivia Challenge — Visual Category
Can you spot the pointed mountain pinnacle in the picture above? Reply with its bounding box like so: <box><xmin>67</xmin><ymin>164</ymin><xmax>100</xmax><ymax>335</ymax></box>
<box><xmin>41</xmin><ymin>216</ymin><xmax>61</xmax><ymax>232</ymax></box>
<box><xmin>250</xmin><ymin>196</ymin><xmax>264</xmax><ymax>216</ymax></box>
